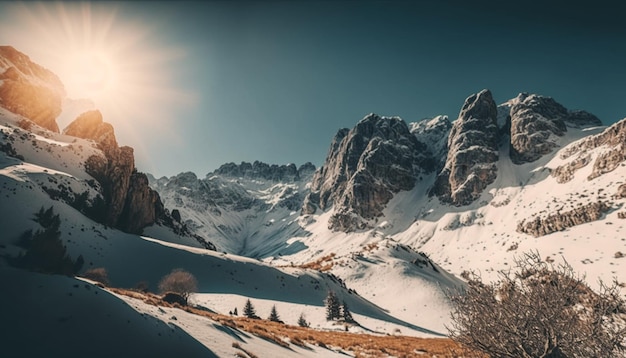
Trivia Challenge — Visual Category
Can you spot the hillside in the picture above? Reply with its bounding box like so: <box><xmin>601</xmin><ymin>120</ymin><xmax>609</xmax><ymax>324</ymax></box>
<box><xmin>2</xmin><ymin>45</ymin><xmax>626</xmax><ymax>357</ymax></box>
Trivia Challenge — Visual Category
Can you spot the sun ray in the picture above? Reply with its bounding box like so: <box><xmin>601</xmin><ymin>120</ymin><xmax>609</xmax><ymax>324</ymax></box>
<box><xmin>0</xmin><ymin>1</ymin><xmax>197</xmax><ymax>173</ymax></box>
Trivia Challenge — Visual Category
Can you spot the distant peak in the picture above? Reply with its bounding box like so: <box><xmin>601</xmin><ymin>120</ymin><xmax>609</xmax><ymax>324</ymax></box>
<box><xmin>211</xmin><ymin>160</ymin><xmax>314</xmax><ymax>182</ymax></box>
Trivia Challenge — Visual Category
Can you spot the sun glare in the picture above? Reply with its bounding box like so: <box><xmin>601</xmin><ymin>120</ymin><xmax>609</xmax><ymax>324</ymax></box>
<box><xmin>65</xmin><ymin>49</ymin><xmax>118</xmax><ymax>100</ymax></box>
<box><xmin>0</xmin><ymin>1</ymin><xmax>194</xmax><ymax>164</ymax></box>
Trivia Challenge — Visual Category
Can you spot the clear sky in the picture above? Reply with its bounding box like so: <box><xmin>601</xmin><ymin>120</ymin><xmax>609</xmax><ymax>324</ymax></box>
<box><xmin>1</xmin><ymin>1</ymin><xmax>625</xmax><ymax>177</ymax></box>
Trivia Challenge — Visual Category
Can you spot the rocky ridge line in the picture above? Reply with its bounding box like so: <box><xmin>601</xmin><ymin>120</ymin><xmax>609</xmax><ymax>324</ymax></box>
<box><xmin>516</xmin><ymin>201</ymin><xmax>612</xmax><ymax>237</ymax></box>
<box><xmin>302</xmin><ymin>113</ymin><xmax>435</xmax><ymax>231</ymax></box>
<box><xmin>0</xmin><ymin>46</ymin><xmax>65</xmax><ymax>132</ymax></box>
<box><xmin>552</xmin><ymin>118</ymin><xmax>626</xmax><ymax>183</ymax></box>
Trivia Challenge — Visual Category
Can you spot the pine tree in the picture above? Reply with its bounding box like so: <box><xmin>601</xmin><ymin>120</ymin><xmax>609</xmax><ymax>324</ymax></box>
<box><xmin>297</xmin><ymin>313</ymin><xmax>309</xmax><ymax>328</ymax></box>
<box><xmin>15</xmin><ymin>206</ymin><xmax>77</xmax><ymax>275</ymax></box>
<box><xmin>325</xmin><ymin>291</ymin><xmax>341</xmax><ymax>321</ymax></box>
<box><xmin>268</xmin><ymin>305</ymin><xmax>283</xmax><ymax>323</ymax></box>
<box><xmin>341</xmin><ymin>301</ymin><xmax>354</xmax><ymax>323</ymax></box>
<box><xmin>243</xmin><ymin>299</ymin><xmax>258</xmax><ymax>319</ymax></box>
<box><xmin>233</xmin><ymin>307</ymin><xmax>238</xmax><ymax>316</ymax></box>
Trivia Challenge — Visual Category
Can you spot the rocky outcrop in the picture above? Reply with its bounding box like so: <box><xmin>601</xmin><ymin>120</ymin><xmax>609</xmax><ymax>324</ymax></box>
<box><xmin>84</xmin><ymin>145</ymin><xmax>135</xmax><ymax>228</ymax></box>
<box><xmin>118</xmin><ymin>172</ymin><xmax>166</xmax><ymax>234</ymax></box>
<box><xmin>551</xmin><ymin>154</ymin><xmax>592</xmax><ymax>183</ymax></box>
<box><xmin>616</xmin><ymin>184</ymin><xmax>626</xmax><ymax>199</ymax></box>
<box><xmin>212</xmin><ymin>161</ymin><xmax>315</xmax><ymax>182</ymax></box>
<box><xmin>432</xmin><ymin>89</ymin><xmax>499</xmax><ymax>206</ymax></box>
<box><xmin>509</xmin><ymin>93</ymin><xmax>601</xmax><ymax>164</ymax></box>
<box><xmin>303</xmin><ymin>113</ymin><xmax>432</xmax><ymax>231</ymax></box>
<box><xmin>517</xmin><ymin>201</ymin><xmax>611</xmax><ymax>237</ymax></box>
<box><xmin>587</xmin><ymin>144</ymin><xmax>626</xmax><ymax>181</ymax></box>
<box><xmin>0</xmin><ymin>46</ymin><xmax>65</xmax><ymax>132</ymax></box>
<box><xmin>554</xmin><ymin>118</ymin><xmax>626</xmax><ymax>183</ymax></box>
<box><xmin>66</xmin><ymin>111</ymin><xmax>166</xmax><ymax>234</ymax></box>
<box><xmin>63</xmin><ymin>110</ymin><xmax>117</xmax><ymax>154</ymax></box>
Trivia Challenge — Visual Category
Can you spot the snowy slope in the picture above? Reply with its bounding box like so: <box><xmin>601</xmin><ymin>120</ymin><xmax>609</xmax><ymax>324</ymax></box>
<box><xmin>1</xmin><ymin>105</ymin><xmax>455</xmax><ymax>358</ymax></box>
<box><xmin>149</xmin><ymin>169</ymin><xmax>315</xmax><ymax>256</ymax></box>
<box><xmin>281</xmin><ymin>121</ymin><xmax>626</xmax><ymax>297</ymax></box>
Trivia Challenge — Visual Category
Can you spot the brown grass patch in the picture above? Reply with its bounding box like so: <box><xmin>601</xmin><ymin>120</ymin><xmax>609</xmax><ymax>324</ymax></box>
<box><xmin>296</xmin><ymin>253</ymin><xmax>336</xmax><ymax>271</ymax></box>
<box><xmin>108</xmin><ymin>287</ymin><xmax>483</xmax><ymax>357</ymax></box>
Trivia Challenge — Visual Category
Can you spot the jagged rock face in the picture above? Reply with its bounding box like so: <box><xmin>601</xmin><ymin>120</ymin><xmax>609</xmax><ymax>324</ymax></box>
<box><xmin>551</xmin><ymin>154</ymin><xmax>592</xmax><ymax>183</ymax></box>
<box><xmin>212</xmin><ymin>161</ymin><xmax>315</xmax><ymax>182</ymax></box>
<box><xmin>66</xmin><ymin>111</ymin><xmax>166</xmax><ymax>233</ymax></box>
<box><xmin>0</xmin><ymin>46</ymin><xmax>65</xmax><ymax>132</ymax></box>
<box><xmin>118</xmin><ymin>172</ymin><xmax>166</xmax><ymax>234</ymax></box>
<box><xmin>432</xmin><ymin>89</ymin><xmax>499</xmax><ymax>206</ymax></box>
<box><xmin>555</xmin><ymin>118</ymin><xmax>626</xmax><ymax>183</ymax></box>
<box><xmin>63</xmin><ymin>110</ymin><xmax>117</xmax><ymax>155</ymax></box>
<box><xmin>304</xmin><ymin>114</ymin><xmax>431</xmax><ymax>231</ymax></box>
<box><xmin>509</xmin><ymin>93</ymin><xmax>602</xmax><ymax>164</ymax></box>
<box><xmin>517</xmin><ymin>201</ymin><xmax>611</xmax><ymax>237</ymax></box>
<box><xmin>85</xmin><ymin>146</ymin><xmax>135</xmax><ymax>227</ymax></box>
<box><xmin>409</xmin><ymin>115</ymin><xmax>452</xmax><ymax>168</ymax></box>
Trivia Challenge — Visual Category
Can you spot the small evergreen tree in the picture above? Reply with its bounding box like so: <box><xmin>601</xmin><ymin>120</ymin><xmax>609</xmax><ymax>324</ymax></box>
<box><xmin>233</xmin><ymin>307</ymin><xmax>238</xmax><ymax>316</ymax></box>
<box><xmin>325</xmin><ymin>291</ymin><xmax>341</xmax><ymax>321</ymax></box>
<box><xmin>243</xmin><ymin>299</ymin><xmax>259</xmax><ymax>319</ymax></box>
<box><xmin>341</xmin><ymin>301</ymin><xmax>354</xmax><ymax>323</ymax></box>
<box><xmin>14</xmin><ymin>206</ymin><xmax>79</xmax><ymax>275</ymax></box>
<box><xmin>297</xmin><ymin>313</ymin><xmax>309</xmax><ymax>328</ymax></box>
<box><xmin>268</xmin><ymin>305</ymin><xmax>283</xmax><ymax>323</ymax></box>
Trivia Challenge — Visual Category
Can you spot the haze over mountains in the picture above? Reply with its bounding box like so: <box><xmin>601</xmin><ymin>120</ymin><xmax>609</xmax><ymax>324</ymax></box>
<box><xmin>2</xmin><ymin>46</ymin><xmax>626</xmax><ymax>357</ymax></box>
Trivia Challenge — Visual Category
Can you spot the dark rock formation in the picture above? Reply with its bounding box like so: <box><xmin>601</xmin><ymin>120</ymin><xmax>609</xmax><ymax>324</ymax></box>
<box><xmin>509</xmin><ymin>93</ymin><xmax>602</xmax><ymax>164</ymax></box>
<box><xmin>213</xmin><ymin>161</ymin><xmax>316</xmax><ymax>182</ymax></box>
<box><xmin>517</xmin><ymin>201</ymin><xmax>611</xmax><ymax>237</ymax></box>
<box><xmin>303</xmin><ymin>113</ymin><xmax>432</xmax><ymax>231</ymax></box>
<box><xmin>117</xmin><ymin>172</ymin><xmax>166</xmax><ymax>234</ymax></box>
<box><xmin>432</xmin><ymin>89</ymin><xmax>499</xmax><ymax>206</ymax></box>
<box><xmin>66</xmin><ymin>111</ymin><xmax>166</xmax><ymax>234</ymax></box>
<box><xmin>0</xmin><ymin>46</ymin><xmax>65</xmax><ymax>132</ymax></box>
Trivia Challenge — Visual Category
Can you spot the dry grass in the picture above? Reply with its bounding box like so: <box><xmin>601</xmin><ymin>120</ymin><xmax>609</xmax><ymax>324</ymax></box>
<box><xmin>296</xmin><ymin>253</ymin><xmax>336</xmax><ymax>271</ymax></box>
<box><xmin>109</xmin><ymin>287</ymin><xmax>483</xmax><ymax>357</ymax></box>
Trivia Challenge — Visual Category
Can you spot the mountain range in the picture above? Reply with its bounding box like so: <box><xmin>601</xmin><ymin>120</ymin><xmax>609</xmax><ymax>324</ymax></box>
<box><xmin>2</xmin><ymin>45</ymin><xmax>625</xmax><ymax>357</ymax></box>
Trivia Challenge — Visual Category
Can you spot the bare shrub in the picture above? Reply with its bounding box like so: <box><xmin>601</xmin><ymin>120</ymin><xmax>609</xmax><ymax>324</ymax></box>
<box><xmin>81</xmin><ymin>267</ymin><xmax>110</xmax><ymax>286</ymax></box>
<box><xmin>158</xmin><ymin>268</ymin><xmax>198</xmax><ymax>304</ymax></box>
<box><xmin>448</xmin><ymin>251</ymin><xmax>626</xmax><ymax>357</ymax></box>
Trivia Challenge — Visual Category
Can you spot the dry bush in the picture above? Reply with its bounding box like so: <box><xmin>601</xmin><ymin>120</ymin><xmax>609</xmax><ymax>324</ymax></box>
<box><xmin>448</xmin><ymin>251</ymin><xmax>626</xmax><ymax>357</ymax></box>
<box><xmin>158</xmin><ymin>268</ymin><xmax>198</xmax><ymax>303</ymax></box>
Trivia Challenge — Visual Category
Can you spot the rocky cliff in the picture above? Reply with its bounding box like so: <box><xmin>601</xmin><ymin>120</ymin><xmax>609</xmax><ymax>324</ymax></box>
<box><xmin>432</xmin><ymin>89</ymin><xmax>499</xmax><ymax>206</ymax></box>
<box><xmin>508</xmin><ymin>93</ymin><xmax>601</xmax><ymax>164</ymax></box>
<box><xmin>65</xmin><ymin>110</ymin><xmax>167</xmax><ymax>234</ymax></box>
<box><xmin>0</xmin><ymin>46</ymin><xmax>65</xmax><ymax>132</ymax></box>
<box><xmin>303</xmin><ymin>114</ymin><xmax>435</xmax><ymax>231</ymax></box>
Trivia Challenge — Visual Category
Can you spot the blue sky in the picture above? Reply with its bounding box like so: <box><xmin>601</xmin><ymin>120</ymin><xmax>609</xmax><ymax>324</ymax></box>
<box><xmin>1</xmin><ymin>1</ymin><xmax>625</xmax><ymax>177</ymax></box>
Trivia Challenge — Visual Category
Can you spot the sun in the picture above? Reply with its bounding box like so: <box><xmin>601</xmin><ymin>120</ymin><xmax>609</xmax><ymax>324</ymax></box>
<box><xmin>0</xmin><ymin>1</ymin><xmax>192</xmax><ymax>131</ymax></box>
<box><xmin>65</xmin><ymin>49</ymin><xmax>118</xmax><ymax>101</ymax></box>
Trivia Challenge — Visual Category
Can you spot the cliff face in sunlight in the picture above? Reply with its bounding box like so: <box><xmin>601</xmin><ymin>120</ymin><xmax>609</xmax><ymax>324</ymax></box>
<box><xmin>64</xmin><ymin>109</ymin><xmax>166</xmax><ymax>234</ymax></box>
<box><xmin>0</xmin><ymin>46</ymin><xmax>65</xmax><ymax>132</ymax></box>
